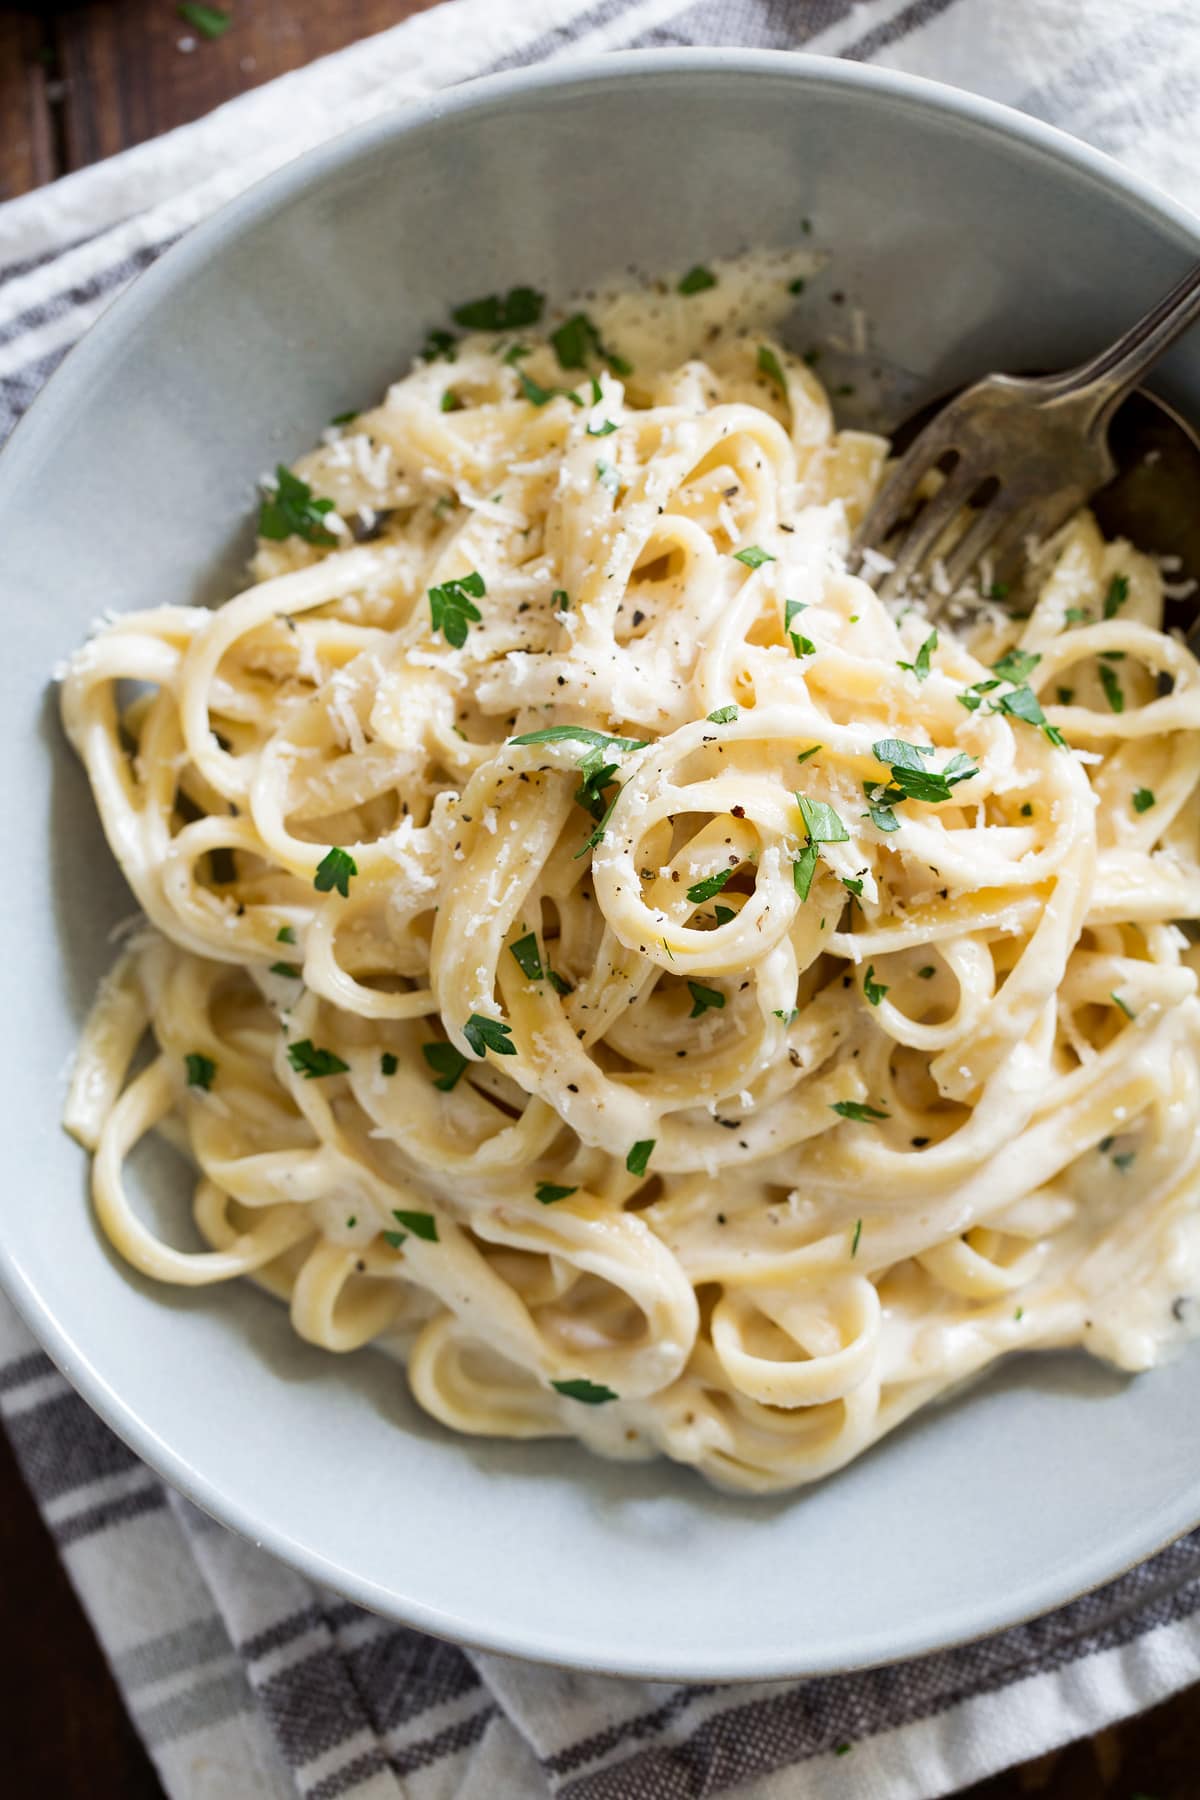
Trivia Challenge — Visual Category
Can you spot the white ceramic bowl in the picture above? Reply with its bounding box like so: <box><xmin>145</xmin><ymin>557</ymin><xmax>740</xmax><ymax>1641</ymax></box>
<box><xmin>2</xmin><ymin>51</ymin><xmax>1199</xmax><ymax>1681</ymax></box>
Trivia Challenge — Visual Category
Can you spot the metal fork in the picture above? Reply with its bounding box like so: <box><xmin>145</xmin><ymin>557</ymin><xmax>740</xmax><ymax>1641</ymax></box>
<box><xmin>853</xmin><ymin>262</ymin><xmax>1200</xmax><ymax>606</ymax></box>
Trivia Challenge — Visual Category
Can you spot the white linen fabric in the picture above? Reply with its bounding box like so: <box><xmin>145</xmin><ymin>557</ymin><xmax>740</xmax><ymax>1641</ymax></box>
<box><xmin>3</xmin><ymin>3</ymin><xmax>1200</xmax><ymax>1796</ymax></box>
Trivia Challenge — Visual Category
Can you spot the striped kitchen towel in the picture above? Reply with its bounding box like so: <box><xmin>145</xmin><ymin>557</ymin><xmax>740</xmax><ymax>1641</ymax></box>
<box><xmin>4</xmin><ymin>2</ymin><xmax>1200</xmax><ymax>1796</ymax></box>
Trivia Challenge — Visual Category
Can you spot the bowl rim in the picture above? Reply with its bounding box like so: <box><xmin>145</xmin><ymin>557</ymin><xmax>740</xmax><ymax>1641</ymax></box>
<box><xmin>4</xmin><ymin>45</ymin><xmax>1200</xmax><ymax>1682</ymax></box>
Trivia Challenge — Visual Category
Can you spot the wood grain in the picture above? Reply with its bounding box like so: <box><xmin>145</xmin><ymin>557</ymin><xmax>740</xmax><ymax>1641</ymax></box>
<box><xmin>54</xmin><ymin>0</ymin><xmax>443</xmax><ymax>174</ymax></box>
<box><xmin>0</xmin><ymin>1424</ymin><xmax>164</xmax><ymax>1797</ymax></box>
<box><xmin>0</xmin><ymin>5</ymin><xmax>1197</xmax><ymax>1797</ymax></box>
<box><xmin>0</xmin><ymin>9</ymin><xmax>55</xmax><ymax>201</ymax></box>
<box><xmin>2</xmin><ymin>1402</ymin><xmax>1194</xmax><ymax>1800</ymax></box>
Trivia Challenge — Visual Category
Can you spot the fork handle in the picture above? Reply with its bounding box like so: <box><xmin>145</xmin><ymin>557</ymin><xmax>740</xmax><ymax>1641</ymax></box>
<box><xmin>1042</xmin><ymin>260</ymin><xmax>1200</xmax><ymax>433</ymax></box>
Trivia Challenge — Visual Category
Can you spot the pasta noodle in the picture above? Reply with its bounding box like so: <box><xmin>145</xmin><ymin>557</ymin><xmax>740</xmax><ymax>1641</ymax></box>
<box><xmin>59</xmin><ymin>259</ymin><xmax>1200</xmax><ymax>1493</ymax></box>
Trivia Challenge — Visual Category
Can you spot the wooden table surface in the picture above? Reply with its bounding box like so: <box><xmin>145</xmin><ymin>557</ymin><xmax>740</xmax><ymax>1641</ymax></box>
<box><xmin>0</xmin><ymin>3</ymin><xmax>1195</xmax><ymax>1794</ymax></box>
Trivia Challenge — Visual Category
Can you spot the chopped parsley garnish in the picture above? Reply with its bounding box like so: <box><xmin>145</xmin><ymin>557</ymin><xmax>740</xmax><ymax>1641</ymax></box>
<box><xmin>382</xmin><ymin>1231</ymin><xmax>407</xmax><ymax>1250</ymax></box>
<box><xmin>510</xmin><ymin>727</ymin><xmax>646</xmax><ymax>823</ymax></box>
<box><xmin>429</xmin><ymin>569</ymin><xmax>485</xmax><ymax>648</ymax></box>
<box><xmin>788</xmin><ymin>276</ymin><xmax>806</xmax><ymax>294</ymax></box>
<box><xmin>850</xmin><ymin>1218</ymin><xmax>863</xmax><ymax>1257</ymax></box>
<box><xmin>897</xmin><ymin>630</ymin><xmax>937</xmax><ymax>681</ymax></box>
<box><xmin>987</xmin><ymin>581</ymin><xmax>1009</xmax><ymax>599</ymax></box>
<box><xmin>678</xmin><ymin>264</ymin><xmax>717</xmax><ymax>294</ymax></box>
<box><xmin>1000</xmin><ymin>687</ymin><xmax>1043</xmax><ymax>723</ymax></box>
<box><xmin>421</xmin><ymin>328</ymin><xmax>457</xmax><ymax>363</ymax></box>
<box><xmin>687</xmin><ymin>980</ymin><xmax>725</xmax><ymax>1018</ymax></box>
<box><xmin>514</xmin><ymin>367</ymin><xmax>551</xmax><ymax>405</ymax></box>
<box><xmin>547</xmin><ymin>970</ymin><xmax>574</xmax><ymax>997</ymax></box>
<box><xmin>176</xmin><ymin>2</ymin><xmax>230</xmax><ymax>39</ymax></box>
<box><xmin>392</xmin><ymin>1208</ymin><xmax>438</xmax><ymax>1242</ymax></box>
<box><xmin>549</xmin><ymin>311</ymin><xmax>632</xmax><ymax>376</ymax></box>
<box><xmin>796</xmin><ymin>745</ymin><xmax>821</xmax><ymax>765</ymax></box>
<box><xmin>1111</xmin><ymin>991</ymin><xmax>1136</xmax><ymax>1020</ymax></box>
<box><xmin>184</xmin><ymin>1052</ymin><xmax>215</xmax><ymax>1090</ymax></box>
<box><xmin>798</xmin><ymin>796</ymin><xmax>849</xmax><ymax>843</ymax></box>
<box><xmin>329</xmin><ymin>410</ymin><xmax>357</xmax><ymax>427</ymax></box>
<box><xmin>510</xmin><ymin>723</ymin><xmax>646</xmax><ymax>753</ymax></box>
<box><xmin>595</xmin><ymin>459</ymin><xmax>621</xmax><ymax>497</ymax></box>
<box><xmin>1020</xmin><ymin>803</ymin><xmax>1033</xmax><ymax>817</ymax></box>
<box><xmin>785</xmin><ymin>597</ymin><xmax>814</xmax><ymax>658</ymax></box>
<box><xmin>463</xmin><ymin>1014</ymin><xmax>516</xmax><ymax>1058</ymax></box>
<box><xmin>536</xmin><ymin>1181</ymin><xmax>578</xmax><ymax>1205</ymax></box>
<box><xmin>1064</xmin><ymin>605</ymin><xmax>1090</xmax><ymax>626</ymax></box>
<box><xmin>551</xmin><ymin>1377</ymin><xmax>618</xmax><ymax>1404</ymax></box>
<box><xmin>791</xmin><ymin>842</ymin><xmax>820</xmax><ymax>900</ymax></box>
<box><xmin>874</xmin><ymin>737</ymin><xmax>934</xmax><ymax>769</ymax></box>
<box><xmin>515</xmin><ymin>365</ymin><xmax>584</xmax><ymax>409</ymax></box>
<box><xmin>574</xmin><ymin>787</ymin><xmax>622</xmax><ymax>859</ymax></box>
<box><xmin>259</xmin><ymin>465</ymin><xmax>338</xmax><ymax>546</ymax></box>
<box><xmin>917</xmin><ymin>965</ymin><xmax>936</xmax><ymax>979</ymax></box>
<box><xmin>943</xmin><ymin>751</ymin><xmax>979</xmax><ymax>785</ymax></box>
<box><xmin>586</xmin><ymin>418</ymin><xmax>618</xmax><ymax>437</ymax></box>
<box><xmin>1112</xmin><ymin>1151</ymin><xmax>1136</xmax><ymax>1173</ymax></box>
<box><xmin>863</xmin><ymin>967</ymin><xmax>888</xmax><ymax>1007</ymax></box>
<box><xmin>626</xmin><ymin>1139</ymin><xmax>655</xmax><ymax>1177</ymax></box>
<box><xmin>757</xmin><ymin>345</ymin><xmax>787</xmax><ymax>392</ymax></box>
<box><xmin>440</xmin><ymin>390</ymin><xmax>461</xmax><ymax>413</ymax></box>
<box><xmin>793</xmin><ymin>795</ymin><xmax>848</xmax><ymax>902</ymax></box>
<box><xmin>381</xmin><ymin>1052</ymin><xmax>398</xmax><ymax>1075</ymax></box>
<box><xmin>995</xmin><ymin>686</ymin><xmax>1066</xmax><ymax>746</ymax></box>
<box><xmin>451</xmin><ymin>286</ymin><xmax>544</xmax><ymax>331</ymax></box>
<box><xmin>871</xmin><ymin>739</ymin><xmax>977</xmax><ymax>804</ymax></box>
<box><xmin>842</xmin><ymin>876</ymin><xmax>863</xmax><ymax>896</ymax></box>
<box><xmin>314</xmin><ymin>846</ymin><xmax>357</xmax><ymax>898</ymax></box>
<box><xmin>346</xmin><ymin>1215</ymin><xmax>357</xmax><ymax>1228</ymax></box>
<box><xmin>831</xmin><ymin>1100</ymin><xmax>890</xmax><ymax>1122</ymax></box>
<box><xmin>1103</xmin><ymin>573</ymin><xmax>1129</xmax><ymax>619</ymax></box>
<box><xmin>574</xmin><ymin>749</ymin><xmax>620</xmax><ymax>819</ymax></box>
<box><xmin>553</xmin><ymin>589</ymin><xmax>570</xmax><ymax>610</ymax></box>
<box><xmin>1014</xmin><ymin>1306</ymin><xmax>1024</xmax><ymax>1321</ymax></box>
<box><xmin>1099</xmin><ymin>663</ymin><xmax>1124</xmax><ymax>713</ymax></box>
<box><xmin>707</xmin><ymin>705</ymin><xmax>739</xmax><ymax>724</ymax></box>
<box><xmin>958</xmin><ymin>676</ymin><xmax>1002</xmax><ymax>712</ymax></box>
<box><xmin>276</xmin><ymin>925</ymin><xmax>297</xmax><ymax>944</ymax></box>
<box><xmin>687</xmin><ymin>866</ymin><xmax>735</xmax><ymax>905</ymax></box>
<box><xmin>269</xmin><ymin>961</ymin><xmax>301</xmax><ymax>978</ymax></box>
<box><xmin>713</xmin><ymin>905</ymin><xmax>736</xmax><ymax>927</ymax></box>
<box><xmin>1056</xmin><ymin>686</ymin><xmax>1075</xmax><ymax>706</ymax></box>
<box><xmin>991</xmin><ymin>647</ymin><xmax>1041</xmax><ymax>684</ymax></box>
<box><xmin>510</xmin><ymin>932</ymin><xmax>544</xmax><ymax>981</ymax></box>
<box><xmin>287</xmin><ymin>1040</ymin><xmax>350</xmax><ymax>1079</ymax></box>
<box><xmin>774</xmin><ymin>1007</ymin><xmax>799</xmax><ymax>1024</ymax></box>
<box><xmin>733</xmin><ymin>545</ymin><xmax>774</xmax><ymax>569</ymax></box>
<box><xmin>864</xmin><ymin>790</ymin><xmax>901</xmax><ymax>832</ymax></box>
<box><xmin>422</xmin><ymin>1042</ymin><xmax>468</xmax><ymax>1090</ymax></box>
<box><xmin>1133</xmin><ymin>787</ymin><xmax>1156</xmax><ymax>813</ymax></box>
<box><xmin>515</xmin><ymin>368</ymin><xmax>556</xmax><ymax>406</ymax></box>
<box><xmin>548</xmin><ymin>315</ymin><xmax>594</xmax><ymax>368</ymax></box>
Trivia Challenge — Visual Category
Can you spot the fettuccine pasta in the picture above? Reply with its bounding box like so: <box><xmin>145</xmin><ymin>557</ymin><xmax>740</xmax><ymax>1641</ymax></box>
<box><xmin>59</xmin><ymin>261</ymin><xmax>1200</xmax><ymax>1492</ymax></box>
